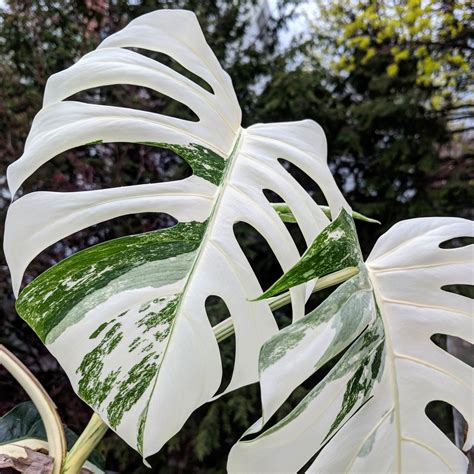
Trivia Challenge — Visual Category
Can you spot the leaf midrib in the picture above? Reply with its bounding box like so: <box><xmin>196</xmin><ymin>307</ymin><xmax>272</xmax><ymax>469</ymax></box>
<box><xmin>367</xmin><ymin>267</ymin><xmax>402</xmax><ymax>474</ymax></box>
<box><xmin>138</xmin><ymin>128</ymin><xmax>244</xmax><ymax>451</ymax></box>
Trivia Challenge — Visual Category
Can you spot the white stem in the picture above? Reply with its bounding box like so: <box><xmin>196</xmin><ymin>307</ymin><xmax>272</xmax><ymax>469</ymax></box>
<box><xmin>214</xmin><ymin>266</ymin><xmax>359</xmax><ymax>342</ymax></box>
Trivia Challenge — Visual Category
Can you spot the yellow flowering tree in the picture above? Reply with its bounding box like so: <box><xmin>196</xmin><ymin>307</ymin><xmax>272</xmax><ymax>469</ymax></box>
<box><xmin>319</xmin><ymin>0</ymin><xmax>472</xmax><ymax>128</ymax></box>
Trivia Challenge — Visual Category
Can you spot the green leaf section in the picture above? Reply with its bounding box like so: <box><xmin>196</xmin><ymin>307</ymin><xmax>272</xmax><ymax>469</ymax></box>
<box><xmin>74</xmin><ymin>295</ymin><xmax>181</xmax><ymax>437</ymax></box>
<box><xmin>16</xmin><ymin>221</ymin><xmax>207</xmax><ymax>342</ymax></box>
<box><xmin>271</xmin><ymin>203</ymin><xmax>381</xmax><ymax>224</ymax></box>
<box><xmin>142</xmin><ymin>142</ymin><xmax>226</xmax><ymax>185</ymax></box>
<box><xmin>0</xmin><ymin>401</ymin><xmax>105</xmax><ymax>469</ymax></box>
<box><xmin>16</xmin><ymin>220</ymin><xmax>207</xmax><ymax>437</ymax></box>
<box><xmin>77</xmin><ymin>321</ymin><xmax>123</xmax><ymax>409</ymax></box>
<box><xmin>102</xmin><ymin>296</ymin><xmax>179</xmax><ymax>430</ymax></box>
<box><xmin>0</xmin><ymin>401</ymin><xmax>45</xmax><ymax>445</ymax></box>
<box><xmin>256</xmin><ymin>209</ymin><xmax>360</xmax><ymax>300</ymax></box>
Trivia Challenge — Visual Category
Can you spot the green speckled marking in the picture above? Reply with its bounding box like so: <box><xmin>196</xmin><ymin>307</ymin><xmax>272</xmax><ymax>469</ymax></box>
<box><xmin>141</xmin><ymin>342</ymin><xmax>154</xmax><ymax>353</ymax></box>
<box><xmin>89</xmin><ymin>320</ymin><xmax>113</xmax><ymax>339</ymax></box>
<box><xmin>137</xmin><ymin>406</ymin><xmax>148</xmax><ymax>454</ymax></box>
<box><xmin>77</xmin><ymin>293</ymin><xmax>181</xmax><ymax>430</ymax></box>
<box><xmin>133</xmin><ymin>300</ymin><xmax>186</xmax><ymax>450</ymax></box>
<box><xmin>129</xmin><ymin>337</ymin><xmax>141</xmax><ymax>352</ymax></box>
<box><xmin>77</xmin><ymin>322</ymin><xmax>123</xmax><ymax>407</ymax></box>
<box><xmin>137</xmin><ymin>296</ymin><xmax>179</xmax><ymax>338</ymax></box>
<box><xmin>16</xmin><ymin>221</ymin><xmax>207</xmax><ymax>342</ymax></box>
<box><xmin>257</xmin><ymin>209</ymin><xmax>360</xmax><ymax>300</ymax></box>
<box><xmin>142</xmin><ymin>142</ymin><xmax>226</xmax><ymax>185</ymax></box>
<box><xmin>107</xmin><ymin>352</ymin><xmax>160</xmax><ymax>430</ymax></box>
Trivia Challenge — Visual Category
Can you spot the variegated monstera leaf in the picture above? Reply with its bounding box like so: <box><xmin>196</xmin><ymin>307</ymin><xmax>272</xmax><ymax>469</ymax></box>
<box><xmin>229</xmin><ymin>211</ymin><xmax>473</xmax><ymax>473</ymax></box>
<box><xmin>4</xmin><ymin>10</ymin><xmax>350</xmax><ymax>458</ymax></box>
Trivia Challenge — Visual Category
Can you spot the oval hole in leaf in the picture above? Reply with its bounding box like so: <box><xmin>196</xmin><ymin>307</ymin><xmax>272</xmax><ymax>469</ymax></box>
<box><xmin>278</xmin><ymin>158</ymin><xmax>328</xmax><ymax>206</ymax></box>
<box><xmin>130</xmin><ymin>49</ymin><xmax>214</xmax><ymax>94</ymax></box>
<box><xmin>233</xmin><ymin>221</ymin><xmax>283</xmax><ymax>297</ymax></box>
<box><xmin>439</xmin><ymin>236</ymin><xmax>474</xmax><ymax>249</ymax></box>
<box><xmin>262</xmin><ymin>189</ymin><xmax>306</xmax><ymax>256</ymax></box>
<box><xmin>430</xmin><ymin>334</ymin><xmax>474</xmax><ymax>368</ymax></box>
<box><xmin>67</xmin><ymin>84</ymin><xmax>199</xmax><ymax>121</ymax></box>
<box><xmin>441</xmin><ymin>284</ymin><xmax>474</xmax><ymax>299</ymax></box>
<box><xmin>205</xmin><ymin>296</ymin><xmax>235</xmax><ymax>397</ymax></box>
<box><xmin>19</xmin><ymin>143</ymin><xmax>192</xmax><ymax>194</ymax></box>
<box><xmin>262</xmin><ymin>188</ymin><xmax>281</xmax><ymax>204</ymax></box>
<box><xmin>425</xmin><ymin>400</ymin><xmax>457</xmax><ymax>445</ymax></box>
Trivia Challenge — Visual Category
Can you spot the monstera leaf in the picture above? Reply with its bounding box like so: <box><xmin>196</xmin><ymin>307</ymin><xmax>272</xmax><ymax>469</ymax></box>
<box><xmin>228</xmin><ymin>212</ymin><xmax>473</xmax><ymax>473</ymax></box>
<box><xmin>4</xmin><ymin>10</ymin><xmax>349</xmax><ymax>458</ymax></box>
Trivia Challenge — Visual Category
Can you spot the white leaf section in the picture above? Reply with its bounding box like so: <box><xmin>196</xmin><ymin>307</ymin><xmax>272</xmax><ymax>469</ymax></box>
<box><xmin>4</xmin><ymin>9</ymin><xmax>349</xmax><ymax>458</ymax></box>
<box><xmin>5</xmin><ymin>176</ymin><xmax>216</xmax><ymax>296</ymax></box>
<box><xmin>229</xmin><ymin>217</ymin><xmax>473</xmax><ymax>473</ymax></box>
<box><xmin>359</xmin><ymin>218</ymin><xmax>473</xmax><ymax>473</ymax></box>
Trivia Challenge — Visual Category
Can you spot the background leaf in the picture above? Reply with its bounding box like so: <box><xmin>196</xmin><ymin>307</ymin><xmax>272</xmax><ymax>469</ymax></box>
<box><xmin>0</xmin><ymin>402</ymin><xmax>105</xmax><ymax>471</ymax></box>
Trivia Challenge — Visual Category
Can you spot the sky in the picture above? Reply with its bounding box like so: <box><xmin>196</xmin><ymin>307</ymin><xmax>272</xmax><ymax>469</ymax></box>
<box><xmin>268</xmin><ymin>0</ymin><xmax>318</xmax><ymax>49</ymax></box>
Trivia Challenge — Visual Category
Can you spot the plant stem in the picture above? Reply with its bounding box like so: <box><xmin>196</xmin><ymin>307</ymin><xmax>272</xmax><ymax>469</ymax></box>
<box><xmin>61</xmin><ymin>413</ymin><xmax>108</xmax><ymax>474</ymax></box>
<box><xmin>64</xmin><ymin>265</ymin><xmax>359</xmax><ymax>469</ymax></box>
<box><xmin>214</xmin><ymin>266</ymin><xmax>358</xmax><ymax>342</ymax></box>
<box><xmin>0</xmin><ymin>345</ymin><xmax>67</xmax><ymax>474</ymax></box>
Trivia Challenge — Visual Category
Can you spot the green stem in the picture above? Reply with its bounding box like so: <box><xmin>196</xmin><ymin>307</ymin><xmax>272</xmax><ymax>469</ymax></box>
<box><xmin>65</xmin><ymin>266</ymin><xmax>359</xmax><ymax>468</ymax></box>
<box><xmin>61</xmin><ymin>413</ymin><xmax>108</xmax><ymax>473</ymax></box>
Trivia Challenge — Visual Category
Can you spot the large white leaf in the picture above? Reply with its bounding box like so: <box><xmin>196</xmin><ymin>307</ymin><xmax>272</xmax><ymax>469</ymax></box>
<box><xmin>4</xmin><ymin>10</ymin><xmax>349</xmax><ymax>458</ymax></box>
<box><xmin>228</xmin><ymin>213</ymin><xmax>473</xmax><ymax>473</ymax></box>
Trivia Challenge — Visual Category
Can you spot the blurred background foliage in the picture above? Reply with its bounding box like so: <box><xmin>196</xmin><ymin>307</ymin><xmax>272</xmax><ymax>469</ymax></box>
<box><xmin>0</xmin><ymin>0</ymin><xmax>472</xmax><ymax>472</ymax></box>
